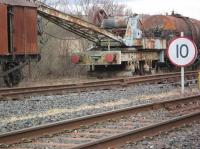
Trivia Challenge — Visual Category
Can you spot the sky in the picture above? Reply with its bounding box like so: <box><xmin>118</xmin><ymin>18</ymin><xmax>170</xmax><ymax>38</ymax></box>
<box><xmin>47</xmin><ymin>0</ymin><xmax>200</xmax><ymax>20</ymax></box>
<box><xmin>115</xmin><ymin>0</ymin><xmax>200</xmax><ymax>20</ymax></box>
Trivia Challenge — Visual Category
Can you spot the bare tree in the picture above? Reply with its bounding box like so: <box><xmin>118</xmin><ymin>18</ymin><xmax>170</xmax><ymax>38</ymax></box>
<box><xmin>40</xmin><ymin>0</ymin><xmax>133</xmax><ymax>16</ymax></box>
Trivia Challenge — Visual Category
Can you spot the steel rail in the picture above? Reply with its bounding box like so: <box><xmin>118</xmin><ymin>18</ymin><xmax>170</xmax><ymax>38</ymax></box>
<box><xmin>70</xmin><ymin>111</ymin><xmax>200</xmax><ymax>149</ymax></box>
<box><xmin>0</xmin><ymin>71</ymin><xmax>197</xmax><ymax>99</ymax></box>
<box><xmin>0</xmin><ymin>70</ymin><xmax>197</xmax><ymax>93</ymax></box>
<box><xmin>0</xmin><ymin>94</ymin><xmax>199</xmax><ymax>145</ymax></box>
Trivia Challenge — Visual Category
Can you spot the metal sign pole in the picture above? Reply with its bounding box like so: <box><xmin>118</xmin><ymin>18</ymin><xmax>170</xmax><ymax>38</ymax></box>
<box><xmin>181</xmin><ymin>32</ymin><xmax>184</xmax><ymax>94</ymax></box>
<box><xmin>181</xmin><ymin>66</ymin><xmax>184</xmax><ymax>94</ymax></box>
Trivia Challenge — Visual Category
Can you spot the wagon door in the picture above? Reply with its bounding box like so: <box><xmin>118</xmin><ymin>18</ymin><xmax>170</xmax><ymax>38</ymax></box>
<box><xmin>13</xmin><ymin>6</ymin><xmax>37</xmax><ymax>55</ymax></box>
<box><xmin>0</xmin><ymin>4</ymin><xmax>8</xmax><ymax>55</ymax></box>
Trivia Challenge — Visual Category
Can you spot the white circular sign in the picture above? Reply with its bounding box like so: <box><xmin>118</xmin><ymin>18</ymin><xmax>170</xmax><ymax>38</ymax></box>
<box><xmin>167</xmin><ymin>37</ymin><xmax>198</xmax><ymax>67</ymax></box>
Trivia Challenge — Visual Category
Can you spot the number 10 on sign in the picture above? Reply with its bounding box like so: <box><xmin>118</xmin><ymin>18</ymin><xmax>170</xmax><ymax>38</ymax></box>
<box><xmin>176</xmin><ymin>44</ymin><xmax>189</xmax><ymax>58</ymax></box>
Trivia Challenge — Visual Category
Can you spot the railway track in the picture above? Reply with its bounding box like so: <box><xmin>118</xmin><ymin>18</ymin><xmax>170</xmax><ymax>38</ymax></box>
<box><xmin>0</xmin><ymin>94</ymin><xmax>199</xmax><ymax>148</ymax></box>
<box><xmin>0</xmin><ymin>71</ymin><xmax>198</xmax><ymax>100</ymax></box>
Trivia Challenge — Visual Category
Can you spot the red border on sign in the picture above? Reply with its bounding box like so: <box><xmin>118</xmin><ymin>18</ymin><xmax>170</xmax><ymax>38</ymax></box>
<box><xmin>167</xmin><ymin>36</ymin><xmax>198</xmax><ymax>67</ymax></box>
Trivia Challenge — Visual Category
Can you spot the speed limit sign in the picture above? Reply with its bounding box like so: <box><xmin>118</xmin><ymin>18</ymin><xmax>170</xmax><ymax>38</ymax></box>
<box><xmin>167</xmin><ymin>37</ymin><xmax>198</xmax><ymax>67</ymax></box>
<box><xmin>167</xmin><ymin>36</ymin><xmax>198</xmax><ymax>94</ymax></box>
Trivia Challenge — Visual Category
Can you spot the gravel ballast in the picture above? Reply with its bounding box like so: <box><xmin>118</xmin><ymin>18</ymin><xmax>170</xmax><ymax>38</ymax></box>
<box><xmin>14</xmin><ymin>108</ymin><xmax>181</xmax><ymax>148</ymax></box>
<box><xmin>0</xmin><ymin>84</ymin><xmax>199</xmax><ymax>133</ymax></box>
<box><xmin>121</xmin><ymin>122</ymin><xmax>200</xmax><ymax>149</ymax></box>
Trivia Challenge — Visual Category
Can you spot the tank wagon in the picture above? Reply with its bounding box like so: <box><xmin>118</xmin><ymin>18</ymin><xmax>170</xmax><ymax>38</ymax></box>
<box><xmin>0</xmin><ymin>0</ymin><xmax>40</xmax><ymax>87</ymax></box>
<box><xmin>71</xmin><ymin>11</ymin><xmax>200</xmax><ymax>76</ymax></box>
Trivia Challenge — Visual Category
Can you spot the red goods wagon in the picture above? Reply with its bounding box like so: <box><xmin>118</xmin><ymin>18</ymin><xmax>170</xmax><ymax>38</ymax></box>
<box><xmin>0</xmin><ymin>0</ymin><xmax>40</xmax><ymax>87</ymax></box>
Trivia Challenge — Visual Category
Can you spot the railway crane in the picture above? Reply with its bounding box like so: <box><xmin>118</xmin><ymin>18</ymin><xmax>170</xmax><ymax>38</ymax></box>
<box><xmin>1</xmin><ymin>0</ymin><xmax>200</xmax><ymax>86</ymax></box>
<box><xmin>38</xmin><ymin>1</ymin><xmax>200</xmax><ymax>77</ymax></box>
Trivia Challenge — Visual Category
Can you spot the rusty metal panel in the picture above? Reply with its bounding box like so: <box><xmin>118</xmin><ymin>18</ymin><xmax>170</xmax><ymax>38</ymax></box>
<box><xmin>0</xmin><ymin>0</ymin><xmax>37</xmax><ymax>7</ymax></box>
<box><xmin>0</xmin><ymin>4</ymin><xmax>8</xmax><ymax>55</ymax></box>
<box><xmin>102</xmin><ymin>17</ymin><xmax>128</xmax><ymax>29</ymax></box>
<box><xmin>124</xmin><ymin>16</ymin><xmax>143</xmax><ymax>47</ymax></box>
<box><xmin>24</xmin><ymin>7</ymin><xmax>38</xmax><ymax>54</ymax></box>
<box><xmin>142</xmin><ymin>15</ymin><xmax>200</xmax><ymax>49</ymax></box>
<box><xmin>121</xmin><ymin>51</ymin><xmax>159</xmax><ymax>61</ymax></box>
<box><xmin>142</xmin><ymin>38</ymin><xmax>167</xmax><ymax>49</ymax></box>
<box><xmin>71</xmin><ymin>51</ymin><xmax>121</xmax><ymax>65</ymax></box>
<box><xmin>13</xmin><ymin>7</ymin><xmax>25</xmax><ymax>54</ymax></box>
<box><xmin>13</xmin><ymin>6</ymin><xmax>38</xmax><ymax>55</ymax></box>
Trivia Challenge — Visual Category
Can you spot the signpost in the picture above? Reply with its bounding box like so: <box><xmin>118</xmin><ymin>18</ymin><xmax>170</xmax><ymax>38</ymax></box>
<box><xmin>167</xmin><ymin>33</ymin><xmax>197</xmax><ymax>94</ymax></box>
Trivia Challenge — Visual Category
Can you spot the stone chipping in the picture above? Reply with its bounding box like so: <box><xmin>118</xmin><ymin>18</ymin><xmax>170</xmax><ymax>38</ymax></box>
<box><xmin>0</xmin><ymin>84</ymin><xmax>199</xmax><ymax>134</ymax></box>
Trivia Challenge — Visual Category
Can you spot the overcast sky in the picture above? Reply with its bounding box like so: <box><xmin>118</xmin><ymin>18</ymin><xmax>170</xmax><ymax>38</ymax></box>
<box><xmin>48</xmin><ymin>0</ymin><xmax>200</xmax><ymax>20</ymax></box>
<box><xmin>115</xmin><ymin>0</ymin><xmax>200</xmax><ymax>20</ymax></box>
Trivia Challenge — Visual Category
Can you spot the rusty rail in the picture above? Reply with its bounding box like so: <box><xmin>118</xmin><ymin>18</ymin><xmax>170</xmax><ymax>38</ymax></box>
<box><xmin>0</xmin><ymin>94</ymin><xmax>199</xmax><ymax>146</ymax></box>
<box><xmin>0</xmin><ymin>71</ymin><xmax>198</xmax><ymax>99</ymax></box>
<box><xmin>70</xmin><ymin>111</ymin><xmax>200</xmax><ymax>149</ymax></box>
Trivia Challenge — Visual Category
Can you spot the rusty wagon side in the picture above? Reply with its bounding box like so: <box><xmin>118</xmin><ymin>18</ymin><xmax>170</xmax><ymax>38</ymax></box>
<box><xmin>0</xmin><ymin>0</ymin><xmax>40</xmax><ymax>87</ymax></box>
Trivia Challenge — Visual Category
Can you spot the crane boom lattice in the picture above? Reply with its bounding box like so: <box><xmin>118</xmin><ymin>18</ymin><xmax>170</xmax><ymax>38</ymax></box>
<box><xmin>37</xmin><ymin>3</ymin><xmax>123</xmax><ymax>45</ymax></box>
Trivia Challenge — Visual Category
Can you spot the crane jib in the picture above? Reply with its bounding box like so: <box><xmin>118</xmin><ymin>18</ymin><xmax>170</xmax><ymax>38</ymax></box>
<box><xmin>37</xmin><ymin>3</ymin><xmax>124</xmax><ymax>46</ymax></box>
